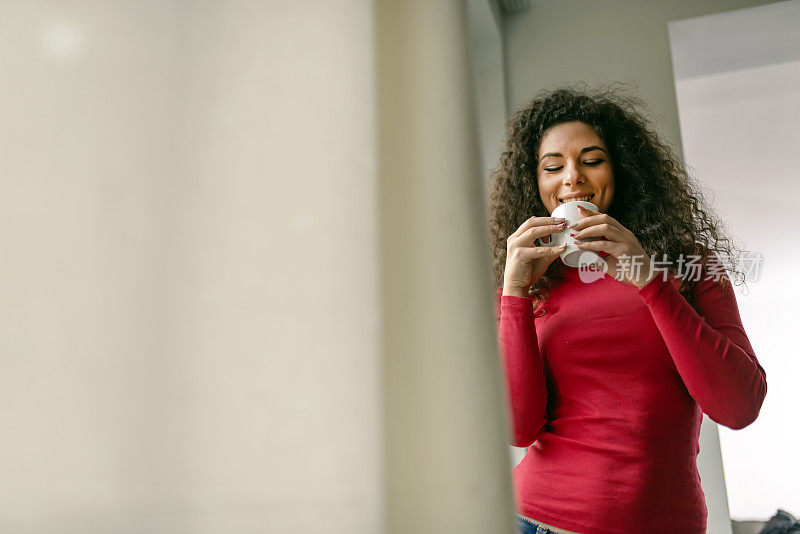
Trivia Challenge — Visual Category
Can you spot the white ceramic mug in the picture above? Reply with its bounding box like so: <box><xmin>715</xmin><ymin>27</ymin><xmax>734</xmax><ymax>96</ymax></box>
<box><xmin>546</xmin><ymin>200</ymin><xmax>605</xmax><ymax>268</ymax></box>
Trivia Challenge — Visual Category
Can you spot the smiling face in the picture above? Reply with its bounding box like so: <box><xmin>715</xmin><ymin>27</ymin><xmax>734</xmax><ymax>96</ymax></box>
<box><xmin>536</xmin><ymin>121</ymin><xmax>615</xmax><ymax>215</ymax></box>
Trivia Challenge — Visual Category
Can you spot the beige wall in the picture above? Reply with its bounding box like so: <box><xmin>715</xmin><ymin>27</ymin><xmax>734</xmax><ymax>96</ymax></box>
<box><xmin>377</xmin><ymin>2</ymin><xmax>514</xmax><ymax>533</ymax></box>
<box><xmin>0</xmin><ymin>1</ymin><xmax>382</xmax><ymax>532</ymax></box>
<box><xmin>0</xmin><ymin>1</ymin><xmax>521</xmax><ymax>533</ymax></box>
<box><xmin>0</xmin><ymin>1</ymin><xmax>189</xmax><ymax>530</ymax></box>
<box><xmin>467</xmin><ymin>0</ymin><xmax>507</xmax><ymax>186</ymax></box>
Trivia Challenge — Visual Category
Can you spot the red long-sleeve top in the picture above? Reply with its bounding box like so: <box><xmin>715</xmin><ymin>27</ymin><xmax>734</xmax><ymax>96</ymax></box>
<box><xmin>495</xmin><ymin>262</ymin><xmax>767</xmax><ymax>534</ymax></box>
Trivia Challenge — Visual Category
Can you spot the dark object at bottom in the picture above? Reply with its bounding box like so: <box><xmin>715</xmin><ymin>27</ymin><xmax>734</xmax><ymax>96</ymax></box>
<box><xmin>760</xmin><ymin>509</ymin><xmax>800</xmax><ymax>534</ymax></box>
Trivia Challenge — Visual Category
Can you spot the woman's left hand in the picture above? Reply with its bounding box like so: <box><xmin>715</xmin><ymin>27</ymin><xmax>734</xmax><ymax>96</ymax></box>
<box><xmin>570</xmin><ymin>204</ymin><xmax>656</xmax><ymax>289</ymax></box>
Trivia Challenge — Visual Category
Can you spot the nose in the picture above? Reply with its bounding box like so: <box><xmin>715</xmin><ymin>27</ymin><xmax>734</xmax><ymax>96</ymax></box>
<box><xmin>561</xmin><ymin>163</ymin><xmax>585</xmax><ymax>186</ymax></box>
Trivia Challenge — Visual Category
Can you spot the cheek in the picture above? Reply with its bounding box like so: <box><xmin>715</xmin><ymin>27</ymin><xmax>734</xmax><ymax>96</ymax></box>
<box><xmin>537</xmin><ymin>182</ymin><xmax>557</xmax><ymax>210</ymax></box>
<box><xmin>600</xmin><ymin>176</ymin><xmax>615</xmax><ymax>208</ymax></box>
<box><xmin>604</xmin><ymin>176</ymin><xmax>615</xmax><ymax>195</ymax></box>
<box><xmin>537</xmin><ymin>177</ymin><xmax>556</xmax><ymax>198</ymax></box>
<box><xmin>594</xmin><ymin>170</ymin><xmax>614</xmax><ymax>193</ymax></box>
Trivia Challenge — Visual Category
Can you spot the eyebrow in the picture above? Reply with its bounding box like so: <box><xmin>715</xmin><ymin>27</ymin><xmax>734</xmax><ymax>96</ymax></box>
<box><xmin>539</xmin><ymin>146</ymin><xmax>608</xmax><ymax>163</ymax></box>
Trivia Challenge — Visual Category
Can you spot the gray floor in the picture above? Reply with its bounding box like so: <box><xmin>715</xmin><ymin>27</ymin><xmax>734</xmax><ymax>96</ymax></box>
<box><xmin>731</xmin><ymin>519</ymin><xmax>766</xmax><ymax>534</ymax></box>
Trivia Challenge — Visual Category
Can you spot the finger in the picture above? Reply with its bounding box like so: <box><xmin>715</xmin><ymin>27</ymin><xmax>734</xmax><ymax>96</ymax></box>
<box><xmin>573</xmin><ymin>239</ymin><xmax>618</xmax><ymax>254</ymax></box>
<box><xmin>517</xmin><ymin>223</ymin><xmax>567</xmax><ymax>244</ymax></box>
<box><xmin>571</xmin><ymin>223</ymin><xmax>626</xmax><ymax>242</ymax></box>
<box><xmin>515</xmin><ymin>244</ymin><xmax>567</xmax><ymax>260</ymax></box>
<box><xmin>511</xmin><ymin>216</ymin><xmax>567</xmax><ymax>239</ymax></box>
<box><xmin>571</xmin><ymin>208</ymin><xmax>626</xmax><ymax>232</ymax></box>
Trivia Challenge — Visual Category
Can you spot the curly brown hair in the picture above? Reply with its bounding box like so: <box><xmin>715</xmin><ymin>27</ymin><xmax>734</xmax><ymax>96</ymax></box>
<box><xmin>487</xmin><ymin>83</ymin><xmax>747</xmax><ymax>309</ymax></box>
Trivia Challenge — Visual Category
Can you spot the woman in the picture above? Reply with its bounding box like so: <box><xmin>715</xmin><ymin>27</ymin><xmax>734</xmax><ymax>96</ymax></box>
<box><xmin>488</xmin><ymin>85</ymin><xmax>767</xmax><ymax>534</ymax></box>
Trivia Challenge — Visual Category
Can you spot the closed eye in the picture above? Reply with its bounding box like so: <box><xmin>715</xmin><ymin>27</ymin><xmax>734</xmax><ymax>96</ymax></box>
<box><xmin>543</xmin><ymin>159</ymin><xmax>604</xmax><ymax>172</ymax></box>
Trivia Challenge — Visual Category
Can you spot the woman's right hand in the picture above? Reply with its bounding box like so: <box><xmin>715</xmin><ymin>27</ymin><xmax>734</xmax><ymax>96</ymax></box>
<box><xmin>503</xmin><ymin>216</ymin><xmax>568</xmax><ymax>296</ymax></box>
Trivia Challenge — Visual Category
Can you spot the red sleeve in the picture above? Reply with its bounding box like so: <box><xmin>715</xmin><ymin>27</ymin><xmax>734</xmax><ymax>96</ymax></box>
<box><xmin>636</xmin><ymin>268</ymin><xmax>767</xmax><ymax>430</ymax></box>
<box><xmin>495</xmin><ymin>289</ymin><xmax>548</xmax><ymax>447</ymax></box>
